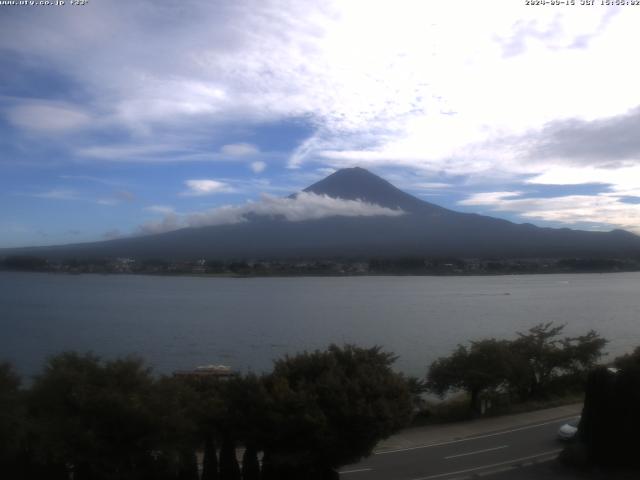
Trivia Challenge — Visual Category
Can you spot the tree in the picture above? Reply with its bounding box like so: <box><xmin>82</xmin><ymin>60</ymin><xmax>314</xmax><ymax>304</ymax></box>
<box><xmin>0</xmin><ymin>362</ymin><xmax>25</xmax><ymax>476</ymax></box>
<box><xmin>511</xmin><ymin>323</ymin><xmax>566</xmax><ymax>398</ymax></box>
<box><xmin>176</xmin><ymin>450</ymin><xmax>199</xmax><ymax>480</ymax></box>
<box><xmin>201</xmin><ymin>435</ymin><xmax>219</xmax><ymax>480</ymax></box>
<box><xmin>262</xmin><ymin>344</ymin><xmax>412</xmax><ymax>478</ymax></box>
<box><xmin>2</xmin><ymin>255</ymin><xmax>48</xmax><ymax>271</ymax></box>
<box><xmin>579</xmin><ymin>363</ymin><xmax>640</xmax><ymax>467</ymax></box>
<box><xmin>28</xmin><ymin>352</ymin><xmax>160</xmax><ymax>480</ymax></box>
<box><xmin>219</xmin><ymin>437</ymin><xmax>241</xmax><ymax>480</ymax></box>
<box><xmin>241</xmin><ymin>446</ymin><xmax>260</xmax><ymax>480</ymax></box>
<box><xmin>215</xmin><ymin>374</ymin><xmax>270</xmax><ymax>480</ymax></box>
<box><xmin>427</xmin><ymin>339</ymin><xmax>511</xmax><ymax>413</ymax></box>
<box><xmin>149</xmin><ymin>376</ymin><xmax>203</xmax><ymax>480</ymax></box>
<box><xmin>613</xmin><ymin>345</ymin><xmax>640</xmax><ymax>371</ymax></box>
<box><xmin>510</xmin><ymin>323</ymin><xmax>606</xmax><ymax>399</ymax></box>
<box><xmin>560</xmin><ymin>330</ymin><xmax>608</xmax><ymax>377</ymax></box>
<box><xmin>405</xmin><ymin>376</ymin><xmax>429</xmax><ymax>412</ymax></box>
<box><xmin>426</xmin><ymin>324</ymin><xmax>607</xmax><ymax>411</ymax></box>
<box><xmin>171</xmin><ymin>371</ymin><xmax>228</xmax><ymax>480</ymax></box>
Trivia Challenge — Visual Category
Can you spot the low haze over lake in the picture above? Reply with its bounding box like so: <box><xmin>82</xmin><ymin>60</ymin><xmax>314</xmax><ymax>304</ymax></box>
<box><xmin>2</xmin><ymin>271</ymin><xmax>639</xmax><ymax>379</ymax></box>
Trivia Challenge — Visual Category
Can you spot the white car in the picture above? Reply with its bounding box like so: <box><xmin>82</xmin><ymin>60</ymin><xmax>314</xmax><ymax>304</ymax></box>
<box><xmin>557</xmin><ymin>417</ymin><xmax>580</xmax><ymax>441</ymax></box>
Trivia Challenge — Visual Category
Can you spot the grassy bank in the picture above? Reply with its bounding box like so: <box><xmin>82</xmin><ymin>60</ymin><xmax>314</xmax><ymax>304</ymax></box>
<box><xmin>411</xmin><ymin>391</ymin><xmax>584</xmax><ymax>427</ymax></box>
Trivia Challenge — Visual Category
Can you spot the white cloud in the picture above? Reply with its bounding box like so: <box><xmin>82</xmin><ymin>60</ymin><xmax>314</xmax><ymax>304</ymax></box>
<box><xmin>459</xmin><ymin>191</ymin><xmax>523</xmax><ymax>206</ymax></box>
<box><xmin>74</xmin><ymin>142</ymin><xmax>268</xmax><ymax>164</ymax></box>
<box><xmin>250</xmin><ymin>161</ymin><xmax>266</xmax><ymax>173</ymax></box>
<box><xmin>460</xmin><ymin>190</ymin><xmax>640</xmax><ymax>234</ymax></box>
<box><xmin>7</xmin><ymin>103</ymin><xmax>92</xmax><ymax>133</ymax></box>
<box><xmin>182</xmin><ymin>179</ymin><xmax>235</xmax><ymax>196</ymax></box>
<box><xmin>221</xmin><ymin>143</ymin><xmax>259</xmax><ymax>156</ymax></box>
<box><xmin>96</xmin><ymin>190</ymin><xmax>135</xmax><ymax>206</ymax></box>
<box><xmin>138</xmin><ymin>213</ymin><xmax>183</xmax><ymax>235</ymax></box>
<box><xmin>103</xmin><ymin>229</ymin><xmax>122</xmax><ymax>240</ymax></box>
<box><xmin>77</xmin><ymin>144</ymin><xmax>184</xmax><ymax>161</ymax></box>
<box><xmin>280</xmin><ymin>3</ymin><xmax>640</xmax><ymax>171</ymax></box>
<box><xmin>6</xmin><ymin>1</ymin><xmax>640</xmax><ymax>231</ymax></box>
<box><xmin>59</xmin><ymin>174</ymin><xmax>132</xmax><ymax>188</ymax></box>
<box><xmin>138</xmin><ymin>192</ymin><xmax>404</xmax><ymax>235</ymax></box>
<box><xmin>115</xmin><ymin>190</ymin><xmax>136</xmax><ymax>202</ymax></box>
<box><xmin>407</xmin><ymin>182</ymin><xmax>453</xmax><ymax>190</ymax></box>
<box><xmin>31</xmin><ymin>189</ymin><xmax>79</xmax><ymax>200</ymax></box>
<box><xmin>144</xmin><ymin>205</ymin><xmax>176</xmax><ymax>215</ymax></box>
<box><xmin>1</xmin><ymin>223</ymin><xmax>29</xmax><ymax>234</ymax></box>
<box><xmin>7</xmin><ymin>1</ymin><xmax>638</xmax><ymax>172</ymax></box>
<box><xmin>527</xmin><ymin>166</ymin><xmax>640</xmax><ymax>197</ymax></box>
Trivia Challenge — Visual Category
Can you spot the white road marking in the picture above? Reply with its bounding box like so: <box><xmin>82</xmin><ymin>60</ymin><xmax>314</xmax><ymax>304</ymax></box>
<box><xmin>409</xmin><ymin>449</ymin><xmax>562</xmax><ymax>480</ymax></box>
<box><xmin>444</xmin><ymin>445</ymin><xmax>508</xmax><ymax>460</ymax></box>
<box><xmin>339</xmin><ymin>468</ymin><xmax>373</xmax><ymax>474</ymax></box>
<box><xmin>375</xmin><ymin>416</ymin><xmax>578</xmax><ymax>455</ymax></box>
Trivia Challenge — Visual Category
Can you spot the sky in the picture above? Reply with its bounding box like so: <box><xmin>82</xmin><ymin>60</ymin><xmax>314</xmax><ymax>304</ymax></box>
<box><xmin>2</xmin><ymin>0</ymin><xmax>640</xmax><ymax>247</ymax></box>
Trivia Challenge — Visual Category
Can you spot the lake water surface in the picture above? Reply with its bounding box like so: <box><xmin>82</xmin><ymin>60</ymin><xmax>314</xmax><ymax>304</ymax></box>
<box><xmin>2</xmin><ymin>271</ymin><xmax>640</xmax><ymax>378</ymax></box>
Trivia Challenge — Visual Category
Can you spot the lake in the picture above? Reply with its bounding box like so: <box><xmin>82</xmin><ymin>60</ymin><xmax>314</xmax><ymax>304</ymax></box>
<box><xmin>1</xmin><ymin>271</ymin><xmax>640</xmax><ymax>379</ymax></box>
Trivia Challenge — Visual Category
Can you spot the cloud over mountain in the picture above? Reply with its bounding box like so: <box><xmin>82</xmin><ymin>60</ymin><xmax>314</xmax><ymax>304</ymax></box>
<box><xmin>139</xmin><ymin>191</ymin><xmax>404</xmax><ymax>235</ymax></box>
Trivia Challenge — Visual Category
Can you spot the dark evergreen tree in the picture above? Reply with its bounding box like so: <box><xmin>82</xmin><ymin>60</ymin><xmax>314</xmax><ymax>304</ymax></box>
<box><xmin>241</xmin><ymin>445</ymin><xmax>260</xmax><ymax>480</ymax></box>
<box><xmin>27</xmin><ymin>352</ymin><xmax>160</xmax><ymax>480</ymax></box>
<box><xmin>176</xmin><ymin>450</ymin><xmax>199</xmax><ymax>480</ymax></box>
<box><xmin>427</xmin><ymin>339</ymin><xmax>511</xmax><ymax>413</ymax></box>
<box><xmin>578</xmin><ymin>350</ymin><xmax>640</xmax><ymax>468</ymax></box>
<box><xmin>262</xmin><ymin>344</ymin><xmax>412</xmax><ymax>475</ymax></box>
<box><xmin>202</xmin><ymin>435</ymin><xmax>219</xmax><ymax>480</ymax></box>
<box><xmin>260</xmin><ymin>450</ymin><xmax>275</xmax><ymax>480</ymax></box>
<box><xmin>219</xmin><ymin>436</ymin><xmax>241</xmax><ymax>480</ymax></box>
<box><xmin>0</xmin><ymin>362</ymin><xmax>24</xmax><ymax>477</ymax></box>
<box><xmin>428</xmin><ymin>323</ymin><xmax>607</xmax><ymax>409</ymax></box>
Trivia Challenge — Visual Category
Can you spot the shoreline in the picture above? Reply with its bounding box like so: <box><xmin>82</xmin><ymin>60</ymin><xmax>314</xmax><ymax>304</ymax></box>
<box><xmin>2</xmin><ymin>268</ymin><xmax>639</xmax><ymax>278</ymax></box>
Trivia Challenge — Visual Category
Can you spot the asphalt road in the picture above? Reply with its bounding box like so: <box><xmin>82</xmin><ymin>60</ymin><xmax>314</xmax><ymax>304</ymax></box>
<box><xmin>339</xmin><ymin>416</ymin><xmax>578</xmax><ymax>480</ymax></box>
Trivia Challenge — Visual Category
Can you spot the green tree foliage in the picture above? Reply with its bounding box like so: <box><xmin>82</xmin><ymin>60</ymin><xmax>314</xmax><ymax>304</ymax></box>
<box><xmin>560</xmin><ymin>330</ymin><xmax>609</xmax><ymax>376</ymax></box>
<box><xmin>2</xmin><ymin>255</ymin><xmax>48</xmax><ymax>271</ymax></box>
<box><xmin>577</xmin><ymin>347</ymin><xmax>640</xmax><ymax>467</ymax></box>
<box><xmin>215</xmin><ymin>374</ymin><xmax>271</xmax><ymax>479</ymax></box>
<box><xmin>217</xmin><ymin>374</ymin><xmax>270</xmax><ymax>451</ymax></box>
<box><xmin>427</xmin><ymin>339</ymin><xmax>511</xmax><ymax>413</ymax></box>
<box><xmin>148</xmin><ymin>376</ymin><xmax>203</xmax><ymax>479</ymax></box>
<box><xmin>579</xmin><ymin>362</ymin><xmax>640</xmax><ymax>467</ymax></box>
<box><xmin>201</xmin><ymin>435</ymin><xmax>219</xmax><ymax>480</ymax></box>
<box><xmin>2</xmin><ymin>345</ymin><xmax>415</xmax><ymax>478</ymax></box>
<box><xmin>427</xmin><ymin>323</ymin><xmax>608</xmax><ymax>412</ymax></box>
<box><xmin>28</xmin><ymin>352</ymin><xmax>159</xmax><ymax>480</ymax></box>
<box><xmin>0</xmin><ymin>362</ymin><xmax>25</xmax><ymax>475</ymax></box>
<box><xmin>241</xmin><ymin>446</ymin><xmax>260</xmax><ymax>480</ymax></box>
<box><xmin>170</xmin><ymin>370</ymin><xmax>229</xmax><ymax>480</ymax></box>
<box><xmin>171</xmin><ymin>374</ymin><xmax>224</xmax><ymax>445</ymax></box>
<box><xmin>176</xmin><ymin>450</ymin><xmax>199</xmax><ymax>480</ymax></box>
<box><xmin>262</xmin><ymin>344</ymin><xmax>412</xmax><ymax>477</ymax></box>
<box><xmin>219</xmin><ymin>437</ymin><xmax>241</xmax><ymax>480</ymax></box>
<box><xmin>613</xmin><ymin>345</ymin><xmax>640</xmax><ymax>371</ymax></box>
<box><xmin>511</xmin><ymin>323</ymin><xmax>606</xmax><ymax>399</ymax></box>
<box><xmin>405</xmin><ymin>376</ymin><xmax>429</xmax><ymax>412</ymax></box>
<box><xmin>507</xmin><ymin>323</ymin><xmax>567</xmax><ymax>399</ymax></box>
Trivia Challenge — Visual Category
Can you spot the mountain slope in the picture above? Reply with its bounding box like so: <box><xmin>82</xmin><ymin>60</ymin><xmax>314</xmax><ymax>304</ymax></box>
<box><xmin>303</xmin><ymin>167</ymin><xmax>445</xmax><ymax>214</ymax></box>
<box><xmin>4</xmin><ymin>168</ymin><xmax>640</xmax><ymax>260</ymax></box>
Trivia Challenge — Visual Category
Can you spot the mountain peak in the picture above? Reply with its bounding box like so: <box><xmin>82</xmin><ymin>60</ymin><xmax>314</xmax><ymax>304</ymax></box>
<box><xmin>303</xmin><ymin>167</ymin><xmax>443</xmax><ymax>213</ymax></box>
